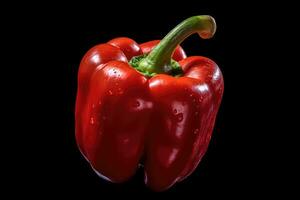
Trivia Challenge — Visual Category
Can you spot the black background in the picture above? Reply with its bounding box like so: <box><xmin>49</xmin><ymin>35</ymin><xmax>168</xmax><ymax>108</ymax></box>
<box><xmin>3</xmin><ymin>1</ymin><xmax>292</xmax><ymax>197</ymax></box>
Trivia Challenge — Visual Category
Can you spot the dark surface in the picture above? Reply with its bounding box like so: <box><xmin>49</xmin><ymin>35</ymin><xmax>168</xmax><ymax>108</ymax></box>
<box><xmin>3</xmin><ymin>1</ymin><xmax>289</xmax><ymax>197</ymax></box>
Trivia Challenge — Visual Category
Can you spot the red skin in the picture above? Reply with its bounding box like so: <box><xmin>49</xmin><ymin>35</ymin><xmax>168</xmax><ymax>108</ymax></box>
<box><xmin>75</xmin><ymin>37</ymin><xmax>224</xmax><ymax>191</ymax></box>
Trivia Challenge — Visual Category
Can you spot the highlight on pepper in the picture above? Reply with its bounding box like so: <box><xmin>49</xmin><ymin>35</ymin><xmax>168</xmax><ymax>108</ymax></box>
<box><xmin>75</xmin><ymin>15</ymin><xmax>223</xmax><ymax>191</ymax></box>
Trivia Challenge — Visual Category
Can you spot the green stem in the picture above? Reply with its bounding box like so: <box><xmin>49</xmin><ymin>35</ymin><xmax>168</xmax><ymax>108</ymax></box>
<box><xmin>138</xmin><ymin>15</ymin><xmax>216</xmax><ymax>74</ymax></box>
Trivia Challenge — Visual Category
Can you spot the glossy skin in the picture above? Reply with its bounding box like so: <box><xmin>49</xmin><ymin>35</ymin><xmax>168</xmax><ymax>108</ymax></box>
<box><xmin>76</xmin><ymin>37</ymin><xmax>224</xmax><ymax>191</ymax></box>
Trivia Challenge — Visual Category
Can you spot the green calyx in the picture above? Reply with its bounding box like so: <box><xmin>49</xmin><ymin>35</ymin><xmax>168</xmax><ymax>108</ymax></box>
<box><xmin>129</xmin><ymin>15</ymin><xmax>216</xmax><ymax>77</ymax></box>
<box><xmin>129</xmin><ymin>54</ymin><xmax>183</xmax><ymax>77</ymax></box>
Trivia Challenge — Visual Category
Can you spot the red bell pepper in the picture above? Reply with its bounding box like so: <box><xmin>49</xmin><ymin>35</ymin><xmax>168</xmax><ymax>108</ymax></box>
<box><xmin>75</xmin><ymin>15</ymin><xmax>224</xmax><ymax>191</ymax></box>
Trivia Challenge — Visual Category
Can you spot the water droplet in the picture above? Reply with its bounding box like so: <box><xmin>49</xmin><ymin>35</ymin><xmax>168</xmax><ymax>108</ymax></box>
<box><xmin>199</xmin><ymin>96</ymin><xmax>204</xmax><ymax>102</ymax></box>
<box><xmin>173</xmin><ymin>109</ymin><xmax>177</xmax><ymax>114</ymax></box>
<box><xmin>193</xmin><ymin>98</ymin><xmax>197</xmax><ymax>102</ymax></box>
<box><xmin>92</xmin><ymin>104</ymin><xmax>95</xmax><ymax>108</ymax></box>
<box><xmin>133</xmin><ymin>101</ymin><xmax>140</xmax><ymax>107</ymax></box>
<box><xmin>108</xmin><ymin>90</ymin><xmax>113</xmax><ymax>95</ymax></box>
<box><xmin>193</xmin><ymin>128</ymin><xmax>199</xmax><ymax>135</ymax></box>
<box><xmin>195</xmin><ymin>111</ymin><xmax>199</xmax><ymax>116</ymax></box>
<box><xmin>218</xmin><ymin>88</ymin><xmax>223</xmax><ymax>95</ymax></box>
<box><xmin>90</xmin><ymin>117</ymin><xmax>95</xmax><ymax>125</ymax></box>
<box><xmin>206</xmin><ymin>134</ymin><xmax>212</xmax><ymax>142</ymax></box>
<box><xmin>98</xmin><ymin>101</ymin><xmax>102</xmax><ymax>105</ymax></box>
<box><xmin>117</xmin><ymin>88</ymin><xmax>124</xmax><ymax>95</ymax></box>
<box><xmin>176</xmin><ymin>113</ymin><xmax>183</xmax><ymax>122</ymax></box>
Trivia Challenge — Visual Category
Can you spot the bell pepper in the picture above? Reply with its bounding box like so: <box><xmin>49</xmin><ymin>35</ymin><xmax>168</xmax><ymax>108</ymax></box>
<box><xmin>75</xmin><ymin>15</ymin><xmax>224</xmax><ymax>191</ymax></box>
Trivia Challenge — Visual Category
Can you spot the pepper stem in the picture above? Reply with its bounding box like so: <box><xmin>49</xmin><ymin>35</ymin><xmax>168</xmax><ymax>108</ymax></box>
<box><xmin>138</xmin><ymin>15</ymin><xmax>216</xmax><ymax>74</ymax></box>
